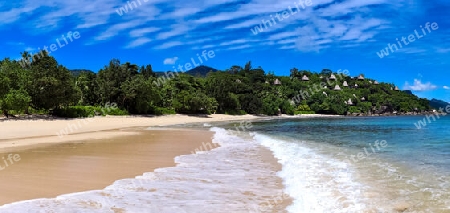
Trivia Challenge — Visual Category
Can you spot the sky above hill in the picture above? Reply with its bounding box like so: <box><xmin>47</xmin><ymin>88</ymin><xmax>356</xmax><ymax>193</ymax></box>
<box><xmin>1</xmin><ymin>0</ymin><xmax>449</xmax><ymax>101</ymax></box>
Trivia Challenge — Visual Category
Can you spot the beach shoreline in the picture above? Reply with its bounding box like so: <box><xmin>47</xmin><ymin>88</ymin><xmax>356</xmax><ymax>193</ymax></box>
<box><xmin>0</xmin><ymin>115</ymin><xmax>295</xmax><ymax>210</ymax></box>
<box><xmin>0</xmin><ymin>114</ymin><xmax>339</xmax><ymax>150</ymax></box>
<box><xmin>0</xmin><ymin>129</ymin><xmax>214</xmax><ymax>205</ymax></box>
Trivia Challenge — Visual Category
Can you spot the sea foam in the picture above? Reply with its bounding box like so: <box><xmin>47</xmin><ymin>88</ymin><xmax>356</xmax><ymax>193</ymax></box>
<box><xmin>253</xmin><ymin>133</ymin><xmax>369</xmax><ymax>212</ymax></box>
<box><xmin>0</xmin><ymin>127</ymin><xmax>286</xmax><ymax>213</ymax></box>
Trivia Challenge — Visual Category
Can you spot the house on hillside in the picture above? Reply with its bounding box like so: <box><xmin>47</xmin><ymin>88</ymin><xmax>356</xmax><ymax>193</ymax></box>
<box><xmin>347</xmin><ymin>98</ymin><xmax>353</xmax><ymax>105</ymax></box>
<box><xmin>330</xmin><ymin>74</ymin><xmax>336</xmax><ymax>80</ymax></box>
<box><xmin>343</xmin><ymin>81</ymin><xmax>348</xmax><ymax>87</ymax></box>
<box><xmin>358</xmin><ymin>74</ymin><xmax>365</xmax><ymax>80</ymax></box>
<box><xmin>334</xmin><ymin>85</ymin><xmax>341</xmax><ymax>91</ymax></box>
<box><xmin>274</xmin><ymin>79</ymin><xmax>282</xmax><ymax>85</ymax></box>
<box><xmin>302</xmin><ymin>75</ymin><xmax>309</xmax><ymax>81</ymax></box>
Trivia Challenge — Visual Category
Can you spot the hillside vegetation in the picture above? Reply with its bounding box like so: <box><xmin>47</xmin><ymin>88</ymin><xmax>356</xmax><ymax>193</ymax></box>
<box><xmin>0</xmin><ymin>52</ymin><xmax>432</xmax><ymax>118</ymax></box>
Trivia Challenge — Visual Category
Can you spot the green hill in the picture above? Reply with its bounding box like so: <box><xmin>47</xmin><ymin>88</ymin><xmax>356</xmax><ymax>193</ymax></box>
<box><xmin>154</xmin><ymin>65</ymin><xmax>217</xmax><ymax>77</ymax></box>
<box><xmin>70</xmin><ymin>69</ymin><xmax>94</xmax><ymax>77</ymax></box>
<box><xmin>185</xmin><ymin>65</ymin><xmax>217</xmax><ymax>77</ymax></box>
<box><xmin>429</xmin><ymin>98</ymin><xmax>449</xmax><ymax>110</ymax></box>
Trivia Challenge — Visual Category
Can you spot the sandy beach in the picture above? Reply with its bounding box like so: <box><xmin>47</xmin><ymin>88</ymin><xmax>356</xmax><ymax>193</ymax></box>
<box><xmin>0</xmin><ymin>114</ymin><xmax>340</xmax><ymax>149</ymax></box>
<box><xmin>0</xmin><ymin>114</ymin><xmax>261</xmax><ymax>150</ymax></box>
<box><xmin>0</xmin><ymin>114</ymin><xmax>294</xmax><ymax>210</ymax></box>
<box><xmin>0</xmin><ymin>129</ymin><xmax>215</xmax><ymax>205</ymax></box>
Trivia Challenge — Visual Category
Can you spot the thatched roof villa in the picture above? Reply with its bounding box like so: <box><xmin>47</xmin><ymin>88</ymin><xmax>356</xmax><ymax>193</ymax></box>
<box><xmin>334</xmin><ymin>85</ymin><xmax>341</xmax><ymax>91</ymax></box>
<box><xmin>274</xmin><ymin>79</ymin><xmax>282</xmax><ymax>85</ymax></box>
<box><xmin>357</xmin><ymin>74</ymin><xmax>365</xmax><ymax>80</ymax></box>
<box><xmin>330</xmin><ymin>74</ymin><xmax>336</xmax><ymax>80</ymax></box>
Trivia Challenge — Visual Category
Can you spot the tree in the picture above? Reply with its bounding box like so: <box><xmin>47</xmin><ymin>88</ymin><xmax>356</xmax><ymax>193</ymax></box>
<box><xmin>76</xmin><ymin>71</ymin><xmax>99</xmax><ymax>106</ymax></box>
<box><xmin>0</xmin><ymin>89</ymin><xmax>31</xmax><ymax>115</ymax></box>
<box><xmin>140</xmin><ymin>64</ymin><xmax>155</xmax><ymax>79</ymax></box>
<box><xmin>28</xmin><ymin>51</ymin><xmax>78</xmax><ymax>110</ymax></box>
<box><xmin>97</xmin><ymin>59</ymin><xmax>138</xmax><ymax>107</ymax></box>
<box><xmin>244</xmin><ymin>61</ymin><xmax>252</xmax><ymax>72</ymax></box>
<box><xmin>320</xmin><ymin>69</ymin><xmax>332</xmax><ymax>76</ymax></box>
<box><xmin>290</xmin><ymin>67</ymin><xmax>299</xmax><ymax>78</ymax></box>
<box><xmin>121</xmin><ymin>75</ymin><xmax>161</xmax><ymax>113</ymax></box>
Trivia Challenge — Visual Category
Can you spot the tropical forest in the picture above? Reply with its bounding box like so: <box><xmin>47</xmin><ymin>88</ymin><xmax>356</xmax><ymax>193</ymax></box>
<box><xmin>0</xmin><ymin>51</ymin><xmax>435</xmax><ymax>118</ymax></box>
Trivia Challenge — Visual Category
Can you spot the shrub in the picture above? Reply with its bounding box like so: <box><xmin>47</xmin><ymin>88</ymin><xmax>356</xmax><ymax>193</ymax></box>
<box><xmin>225</xmin><ymin>109</ymin><xmax>247</xmax><ymax>115</ymax></box>
<box><xmin>294</xmin><ymin>111</ymin><xmax>315</xmax><ymax>115</ymax></box>
<box><xmin>53</xmin><ymin>105</ymin><xmax>128</xmax><ymax>118</ymax></box>
<box><xmin>106</xmin><ymin>107</ymin><xmax>129</xmax><ymax>116</ymax></box>
<box><xmin>348</xmin><ymin>106</ymin><xmax>361</xmax><ymax>114</ymax></box>
<box><xmin>154</xmin><ymin>107</ymin><xmax>176</xmax><ymax>115</ymax></box>
<box><xmin>281</xmin><ymin>100</ymin><xmax>295</xmax><ymax>115</ymax></box>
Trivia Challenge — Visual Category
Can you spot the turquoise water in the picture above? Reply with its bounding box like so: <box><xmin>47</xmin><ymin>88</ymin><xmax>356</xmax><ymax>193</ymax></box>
<box><xmin>253</xmin><ymin>116</ymin><xmax>450</xmax><ymax>174</ymax></box>
<box><xmin>246</xmin><ymin>116</ymin><xmax>450</xmax><ymax>212</ymax></box>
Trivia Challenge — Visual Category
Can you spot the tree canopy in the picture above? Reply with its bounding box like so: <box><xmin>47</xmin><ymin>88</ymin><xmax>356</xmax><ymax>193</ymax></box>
<box><xmin>0</xmin><ymin>52</ymin><xmax>434</xmax><ymax>117</ymax></box>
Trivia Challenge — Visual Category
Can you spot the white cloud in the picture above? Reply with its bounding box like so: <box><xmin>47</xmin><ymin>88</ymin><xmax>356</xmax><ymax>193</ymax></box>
<box><xmin>155</xmin><ymin>24</ymin><xmax>191</xmax><ymax>40</ymax></box>
<box><xmin>125</xmin><ymin>38</ymin><xmax>152</xmax><ymax>49</ymax></box>
<box><xmin>129</xmin><ymin>27</ymin><xmax>160</xmax><ymax>38</ymax></box>
<box><xmin>219</xmin><ymin>39</ymin><xmax>249</xmax><ymax>46</ymax></box>
<box><xmin>227</xmin><ymin>44</ymin><xmax>251</xmax><ymax>50</ymax></box>
<box><xmin>94</xmin><ymin>21</ymin><xmax>143</xmax><ymax>41</ymax></box>
<box><xmin>163</xmin><ymin>57</ymin><xmax>179</xmax><ymax>65</ymax></box>
<box><xmin>444</xmin><ymin>86</ymin><xmax>450</xmax><ymax>90</ymax></box>
<box><xmin>403</xmin><ymin>79</ymin><xmax>437</xmax><ymax>91</ymax></box>
<box><xmin>154</xmin><ymin>41</ymin><xmax>183</xmax><ymax>49</ymax></box>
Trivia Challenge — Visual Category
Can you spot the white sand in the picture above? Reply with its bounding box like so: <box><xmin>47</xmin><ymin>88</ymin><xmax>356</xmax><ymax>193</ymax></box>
<box><xmin>0</xmin><ymin>114</ymin><xmax>339</xmax><ymax>150</ymax></box>
<box><xmin>0</xmin><ymin>114</ymin><xmax>258</xmax><ymax>149</ymax></box>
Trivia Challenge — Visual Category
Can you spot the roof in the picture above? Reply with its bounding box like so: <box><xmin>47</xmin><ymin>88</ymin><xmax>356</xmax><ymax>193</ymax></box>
<box><xmin>302</xmin><ymin>75</ymin><xmax>309</xmax><ymax>81</ymax></box>
<box><xmin>358</xmin><ymin>74</ymin><xmax>365</xmax><ymax>80</ymax></box>
<box><xmin>274</xmin><ymin>79</ymin><xmax>282</xmax><ymax>85</ymax></box>
<box><xmin>347</xmin><ymin>98</ymin><xmax>353</xmax><ymax>105</ymax></box>
<box><xmin>334</xmin><ymin>85</ymin><xmax>341</xmax><ymax>90</ymax></box>
<box><xmin>330</xmin><ymin>74</ymin><xmax>336</xmax><ymax>80</ymax></box>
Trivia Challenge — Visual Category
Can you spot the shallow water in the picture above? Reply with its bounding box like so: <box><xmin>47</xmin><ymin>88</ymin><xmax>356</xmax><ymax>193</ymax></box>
<box><xmin>247</xmin><ymin>116</ymin><xmax>450</xmax><ymax>212</ymax></box>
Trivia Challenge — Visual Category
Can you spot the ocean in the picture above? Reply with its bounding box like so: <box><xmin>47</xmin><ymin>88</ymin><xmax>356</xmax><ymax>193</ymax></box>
<box><xmin>0</xmin><ymin>116</ymin><xmax>449</xmax><ymax>212</ymax></box>
<box><xmin>246</xmin><ymin>116</ymin><xmax>450</xmax><ymax>212</ymax></box>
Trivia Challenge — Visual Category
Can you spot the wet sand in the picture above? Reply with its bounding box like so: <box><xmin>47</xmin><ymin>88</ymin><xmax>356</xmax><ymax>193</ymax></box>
<box><xmin>0</xmin><ymin>115</ymin><xmax>292</xmax><ymax>211</ymax></box>
<box><xmin>0</xmin><ymin>129</ymin><xmax>212</xmax><ymax>205</ymax></box>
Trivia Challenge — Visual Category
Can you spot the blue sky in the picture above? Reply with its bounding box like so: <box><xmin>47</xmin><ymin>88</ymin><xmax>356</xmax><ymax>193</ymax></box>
<box><xmin>1</xmin><ymin>0</ymin><xmax>449</xmax><ymax>101</ymax></box>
